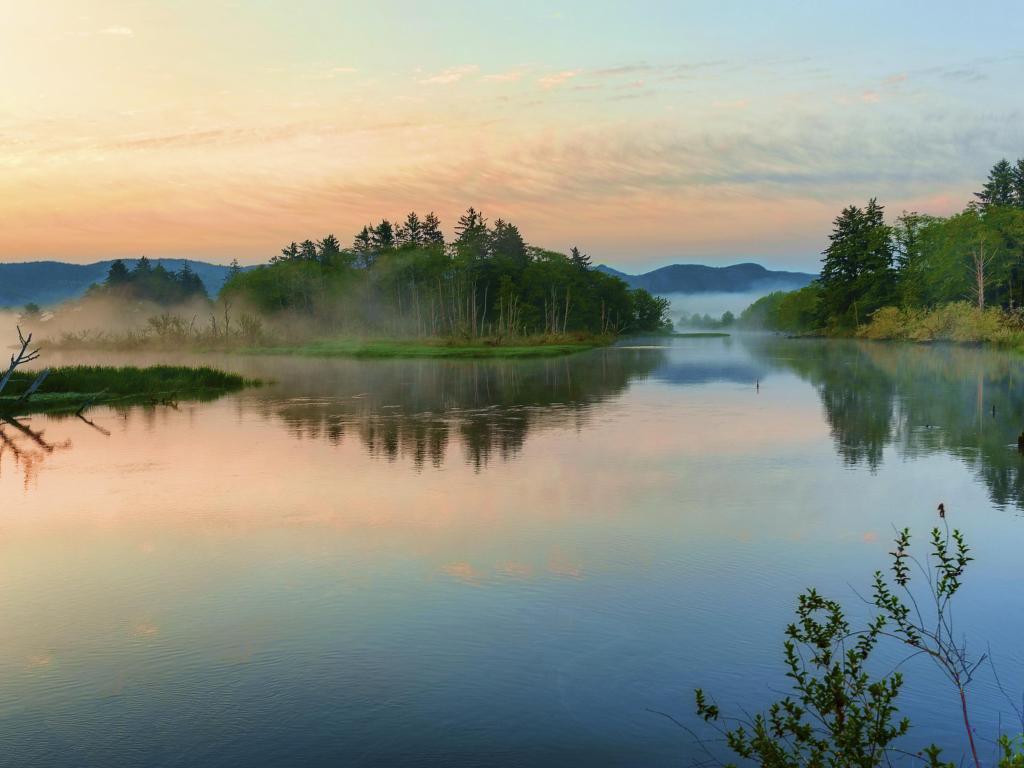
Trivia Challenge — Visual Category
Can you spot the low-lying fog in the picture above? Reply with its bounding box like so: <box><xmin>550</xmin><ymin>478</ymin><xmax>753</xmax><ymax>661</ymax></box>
<box><xmin>665</xmin><ymin>287</ymin><xmax>780</xmax><ymax>325</ymax></box>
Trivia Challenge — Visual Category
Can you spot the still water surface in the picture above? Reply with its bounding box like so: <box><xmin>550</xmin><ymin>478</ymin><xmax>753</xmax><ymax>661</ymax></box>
<box><xmin>1</xmin><ymin>336</ymin><xmax>1022</xmax><ymax>766</ymax></box>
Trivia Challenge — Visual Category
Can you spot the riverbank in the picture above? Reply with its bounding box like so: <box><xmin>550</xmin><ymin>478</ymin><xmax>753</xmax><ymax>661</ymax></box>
<box><xmin>0</xmin><ymin>365</ymin><xmax>256</xmax><ymax>416</ymax></box>
<box><xmin>45</xmin><ymin>328</ymin><xmax>616</xmax><ymax>359</ymax></box>
<box><xmin>244</xmin><ymin>334</ymin><xmax>613</xmax><ymax>360</ymax></box>
<box><xmin>856</xmin><ymin>302</ymin><xmax>1024</xmax><ymax>346</ymax></box>
<box><xmin>743</xmin><ymin>300</ymin><xmax>1024</xmax><ymax>348</ymax></box>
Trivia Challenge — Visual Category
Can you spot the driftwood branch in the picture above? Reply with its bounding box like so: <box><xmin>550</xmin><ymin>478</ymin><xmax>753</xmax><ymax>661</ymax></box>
<box><xmin>16</xmin><ymin>368</ymin><xmax>50</xmax><ymax>404</ymax></box>
<box><xmin>75</xmin><ymin>388</ymin><xmax>108</xmax><ymax>417</ymax></box>
<box><xmin>76</xmin><ymin>413</ymin><xmax>112</xmax><ymax>436</ymax></box>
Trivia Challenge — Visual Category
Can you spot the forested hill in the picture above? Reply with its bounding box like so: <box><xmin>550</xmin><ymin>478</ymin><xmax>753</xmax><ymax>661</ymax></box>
<box><xmin>0</xmin><ymin>259</ymin><xmax>238</xmax><ymax>307</ymax></box>
<box><xmin>596</xmin><ymin>262</ymin><xmax>815</xmax><ymax>294</ymax></box>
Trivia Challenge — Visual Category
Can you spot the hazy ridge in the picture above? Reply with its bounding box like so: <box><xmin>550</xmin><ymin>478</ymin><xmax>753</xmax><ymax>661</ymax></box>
<box><xmin>3</xmin><ymin>259</ymin><xmax>814</xmax><ymax>308</ymax></box>
<box><xmin>596</xmin><ymin>262</ymin><xmax>815</xmax><ymax>294</ymax></box>
<box><xmin>0</xmin><ymin>259</ymin><xmax>239</xmax><ymax>307</ymax></box>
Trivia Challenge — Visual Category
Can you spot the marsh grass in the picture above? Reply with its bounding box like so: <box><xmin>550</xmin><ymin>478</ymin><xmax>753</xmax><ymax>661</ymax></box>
<box><xmin>243</xmin><ymin>334</ymin><xmax>613</xmax><ymax>359</ymax></box>
<box><xmin>48</xmin><ymin>317</ymin><xmax>614</xmax><ymax>359</ymax></box>
<box><xmin>0</xmin><ymin>365</ymin><xmax>256</xmax><ymax>416</ymax></box>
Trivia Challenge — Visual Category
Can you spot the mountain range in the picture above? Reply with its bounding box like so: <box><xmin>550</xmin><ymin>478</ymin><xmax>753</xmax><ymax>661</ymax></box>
<box><xmin>0</xmin><ymin>259</ymin><xmax>238</xmax><ymax>307</ymax></box>
<box><xmin>1</xmin><ymin>258</ymin><xmax>816</xmax><ymax>308</ymax></box>
<box><xmin>596</xmin><ymin>262</ymin><xmax>815</xmax><ymax>294</ymax></box>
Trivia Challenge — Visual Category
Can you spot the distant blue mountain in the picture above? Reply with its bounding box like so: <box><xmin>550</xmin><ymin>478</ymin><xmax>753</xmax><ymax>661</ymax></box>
<box><xmin>0</xmin><ymin>259</ymin><xmax>243</xmax><ymax>307</ymax></box>
<box><xmin>1</xmin><ymin>257</ymin><xmax>814</xmax><ymax>308</ymax></box>
<box><xmin>596</xmin><ymin>262</ymin><xmax>815</xmax><ymax>294</ymax></box>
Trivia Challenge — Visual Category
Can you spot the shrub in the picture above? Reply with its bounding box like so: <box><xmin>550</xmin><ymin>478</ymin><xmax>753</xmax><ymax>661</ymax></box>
<box><xmin>691</xmin><ymin>525</ymin><xmax>1022</xmax><ymax>768</ymax></box>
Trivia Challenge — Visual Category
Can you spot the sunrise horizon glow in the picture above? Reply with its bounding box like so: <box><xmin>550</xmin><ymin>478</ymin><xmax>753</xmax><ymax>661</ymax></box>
<box><xmin>2</xmin><ymin>1</ymin><xmax>1022</xmax><ymax>272</ymax></box>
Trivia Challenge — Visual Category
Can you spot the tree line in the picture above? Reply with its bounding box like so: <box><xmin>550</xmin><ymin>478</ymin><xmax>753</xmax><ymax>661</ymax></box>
<box><xmin>93</xmin><ymin>256</ymin><xmax>209</xmax><ymax>305</ymax></box>
<box><xmin>221</xmin><ymin>207</ymin><xmax>672</xmax><ymax>338</ymax></box>
<box><xmin>742</xmin><ymin>158</ymin><xmax>1024</xmax><ymax>334</ymax></box>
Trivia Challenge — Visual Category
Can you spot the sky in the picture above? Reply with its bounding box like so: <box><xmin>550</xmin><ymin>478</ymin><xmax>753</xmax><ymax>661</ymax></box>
<box><xmin>1</xmin><ymin>1</ymin><xmax>1022</xmax><ymax>272</ymax></box>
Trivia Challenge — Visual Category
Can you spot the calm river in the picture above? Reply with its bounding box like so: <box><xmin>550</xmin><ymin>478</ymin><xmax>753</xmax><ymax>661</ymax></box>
<box><xmin>1</xmin><ymin>336</ymin><xmax>1022</xmax><ymax>766</ymax></box>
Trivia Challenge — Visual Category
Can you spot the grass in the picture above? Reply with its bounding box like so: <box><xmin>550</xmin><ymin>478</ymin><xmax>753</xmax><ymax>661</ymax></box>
<box><xmin>0</xmin><ymin>365</ymin><xmax>257</xmax><ymax>416</ymax></box>
<box><xmin>246</xmin><ymin>335</ymin><xmax>612</xmax><ymax>359</ymax></box>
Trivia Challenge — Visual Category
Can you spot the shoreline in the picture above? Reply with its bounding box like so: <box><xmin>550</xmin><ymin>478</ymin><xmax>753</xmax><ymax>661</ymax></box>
<box><xmin>0</xmin><ymin>365</ymin><xmax>257</xmax><ymax>417</ymax></box>
<box><xmin>43</xmin><ymin>334</ymin><xmax>618</xmax><ymax>360</ymax></box>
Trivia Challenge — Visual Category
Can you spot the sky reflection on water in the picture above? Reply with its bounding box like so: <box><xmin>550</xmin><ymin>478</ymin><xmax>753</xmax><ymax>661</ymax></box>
<box><xmin>1</xmin><ymin>337</ymin><xmax>1023</xmax><ymax>766</ymax></box>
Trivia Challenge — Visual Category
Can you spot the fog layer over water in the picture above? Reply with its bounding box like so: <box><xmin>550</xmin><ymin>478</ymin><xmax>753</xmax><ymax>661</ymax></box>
<box><xmin>1</xmin><ymin>337</ymin><xmax>1022</xmax><ymax>767</ymax></box>
<box><xmin>665</xmin><ymin>288</ymin><xmax>782</xmax><ymax>324</ymax></box>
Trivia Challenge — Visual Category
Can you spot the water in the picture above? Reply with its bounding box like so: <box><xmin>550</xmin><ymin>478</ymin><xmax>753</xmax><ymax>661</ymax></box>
<box><xmin>1</xmin><ymin>336</ymin><xmax>1023</xmax><ymax>766</ymax></box>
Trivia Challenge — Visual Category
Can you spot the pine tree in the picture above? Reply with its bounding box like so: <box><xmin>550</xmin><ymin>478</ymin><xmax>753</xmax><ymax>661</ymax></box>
<box><xmin>299</xmin><ymin>240</ymin><xmax>318</xmax><ymax>261</ymax></box>
<box><xmin>176</xmin><ymin>261</ymin><xmax>208</xmax><ymax>299</ymax></box>
<box><xmin>570</xmin><ymin>246</ymin><xmax>591</xmax><ymax>271</ymax></box>
<box><xmin>275</xmin><ymin>242</ymin><xmax>299</xmax><ymax>263</ymax></box>
<box><xmin>397</xmin><ymin>212</ymin><xmax>423</xmax><ymax>247</ymax></box>
<box><xmin>490</xmin><ymin>219</ymin><xmax>527</xmax><ymax>269</ymax></box>
<box><xmin>422</xmin><ymin>212</ymin><xmax>444</xmax><ymax>246</ymax></box>
<box><xmin>455</xmin><ymin>207</ymin><xmax>489</xmax><ymax>261</ymax></box>
<box><xmin>353</xmin><ymin>227</ymin><xmax>372</xmax><ymax>256</ymax></box>
<box><xmin>817</xmin><ymin>199</ymin><xmax>893</xmax><ymax>327</ymax></box>
<box><xmin>860</xmin><ymin>198</ymin><xmax>893</xmax><ymax>276</ymax></box>
<box><xmin>317</xmin><ymin>234</ymin><xmax>341</xmax><ymax>262</ymax></box>
<box><xmin>1012</xmin><ymin>158</ymin><xmax>1024</xmax><ymax>209</ymax></box>
<box><xmin>106</xmin><ymin>259</ymin><xmax>130</xmax><ymax>285</ymax></box>
<box><xmin>371</xmin><ymin>220</ymin><xmax>395</xmax><ymax>251</ymax></box>
<box><xmin>228</xmin><ymin>258</ymin><xmax>242</xmax><ymax>279</ymax></box>
<box><xmin>975</xmin><ymin>159</ymin><xmax>1016</xmax><ymax>209</ymax></box>
<box><xmin>818</xmin><ymin>204</ymin><xmax>866</xmax><ymax>326</ymax></box>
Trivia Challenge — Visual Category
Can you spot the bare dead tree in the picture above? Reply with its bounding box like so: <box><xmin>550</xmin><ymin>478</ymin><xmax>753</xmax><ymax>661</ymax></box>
<box><xmin>0</xmin><ymin>326</ymin><xmax>43</xmax><ymax>398</ymax></box>
<box><xmin>968</xmin><ymin>240</ymin><xmax>995</xmax><ymax>310</ymax></box>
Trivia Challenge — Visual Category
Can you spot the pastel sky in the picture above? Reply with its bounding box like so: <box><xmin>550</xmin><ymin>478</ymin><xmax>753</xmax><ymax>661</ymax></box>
<box><xmin>2</xmin><ymin>1</ymin><xmax>1022</xmax><ymax>271</ymax></box>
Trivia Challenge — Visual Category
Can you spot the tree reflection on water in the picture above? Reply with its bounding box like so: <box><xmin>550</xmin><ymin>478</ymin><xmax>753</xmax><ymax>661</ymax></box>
<box><xmin>243</xmin><ymin>347</ymin><xmax>668</xmax><ymax>471</ymax></box>
<box><xmin>746</xmin><ymin>336</ymin><xmax>1024</xmax><ymax>509</ymax></box>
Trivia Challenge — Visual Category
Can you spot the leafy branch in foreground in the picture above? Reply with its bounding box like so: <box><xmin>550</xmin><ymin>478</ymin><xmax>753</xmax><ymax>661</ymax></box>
<box><xmin>691</xmin><ymin>523</ymin><xmax>1022</xmax><ymax>768</ymax></box>
<box><xmin>872</xmin><ymin>525</ymin><xmax>985</xmax><ymax>768</ymax></box>
<box><xmin>695</xmin><ymin>586</ymin><xmax>913</xmax><ymax>767</ymax></box>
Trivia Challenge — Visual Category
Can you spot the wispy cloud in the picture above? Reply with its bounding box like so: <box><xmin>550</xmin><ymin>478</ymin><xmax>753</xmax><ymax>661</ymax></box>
<box><xmin>536</xmin><ymin>60</ymin><xmax>729</xmax><ymax>90</ymax></box>
<box><xmin>538</xmin><ymin>70</ymin><xmax>580</xmax><ymax>89</ymax></box>
<box><xmin>98</xmin><ymin>26</ymin><xmax>134</xmax><ymax>36</ymax></box>
<box><xmin>418</xmin><ymin>64</ymin><xmax>479</xmax><ymax>85</ymax></box>
<box><xmin>712</xmin><ymin>98</ymin><xmax>749</xmax><ymax>110</ymax></box>
<box><xmin>939</xmin><ymin>68</ymin><xmax>988</xmax><ymax>83</ymax></box>
<box><xmin>589</xmin><ymin>64</ymin><xmax>655</xmax><ymax>78</ymax></box>
<box><xmin>481</xmin><ymin>71</ymin><xmax>522</xmax><ymax>83</ymax></box>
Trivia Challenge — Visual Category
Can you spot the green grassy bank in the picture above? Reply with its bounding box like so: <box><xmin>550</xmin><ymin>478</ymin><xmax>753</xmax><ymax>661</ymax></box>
<box><xmin>0</xmin><ymin>365</ymin><xmax>256</xmax><ymax>416</ymax></box>
<box><xmin>244</xmin><ymin>335</ymin><xmax>613</xmax><ymax>360</ymax></box>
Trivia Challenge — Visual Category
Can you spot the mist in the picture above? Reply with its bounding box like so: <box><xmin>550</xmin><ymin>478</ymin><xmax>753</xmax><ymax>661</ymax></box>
<box><xmin>666</xmin><ymin>285</ymin><xmax>787</xmax><ymax>326</ymax></box>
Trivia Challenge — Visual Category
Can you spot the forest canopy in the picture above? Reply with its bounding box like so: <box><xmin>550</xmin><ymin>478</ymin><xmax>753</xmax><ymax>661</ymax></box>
<box><xmin>89</xmin><ymin>256</ymin><xmax>208</xmax><ymax>305</ymax></box>
<box><xmin>741</xmin><ymin>158</ymin><xmax>1024</xmax><ymax>337</ymax></box>
<box><xmin>219</xmin><ymin>207</ymin><xmax>672</xmax><ymax>338</ymax></box>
